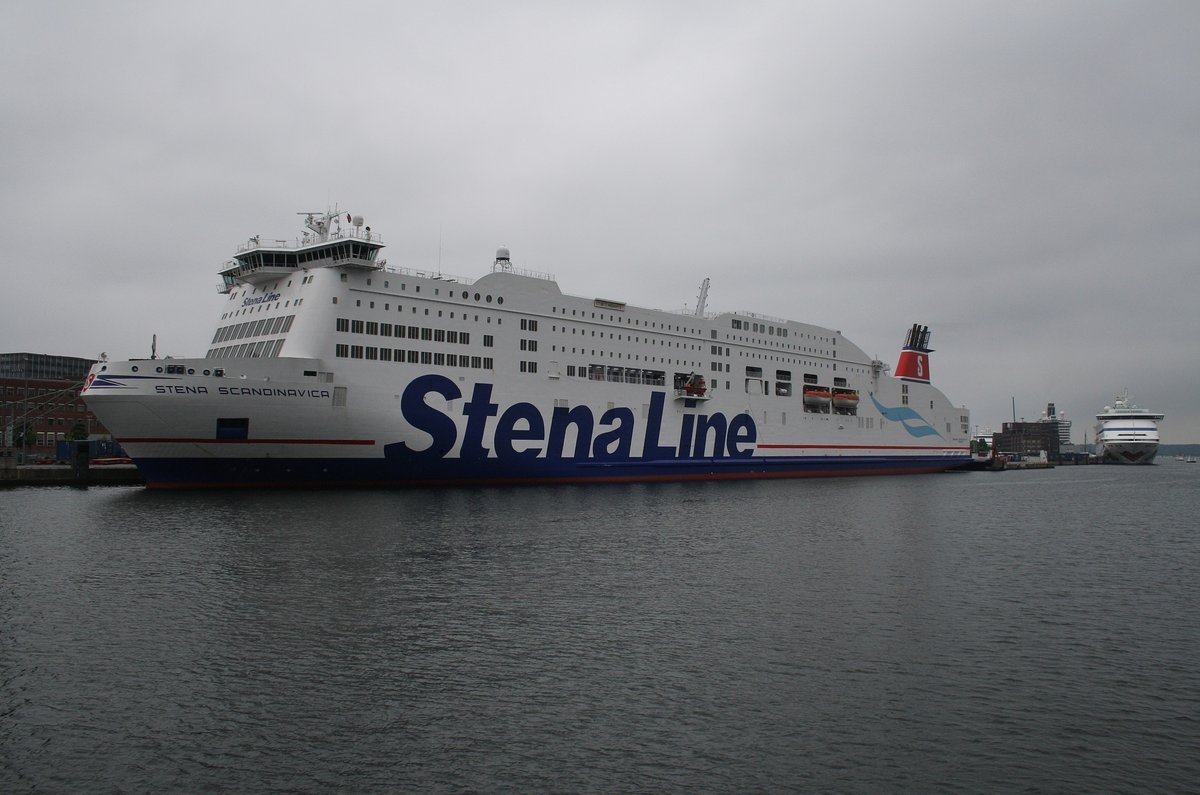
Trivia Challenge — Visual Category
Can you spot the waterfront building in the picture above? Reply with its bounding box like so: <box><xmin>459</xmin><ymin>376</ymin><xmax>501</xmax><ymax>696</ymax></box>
<box><xmin>992</xmin><ymin>420</ymin><xmax>1061</xmax><ymax>460</ymax></box>
<box><xmin>1</xmin><ymin>352</ymin><xmax>109</xmax><ymax>462</ymax></box>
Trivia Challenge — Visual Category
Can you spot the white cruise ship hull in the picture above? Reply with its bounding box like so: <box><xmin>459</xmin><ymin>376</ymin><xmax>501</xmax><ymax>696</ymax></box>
<box><xmin>81</xmin><ymin>210</ymin><xmax>971</xmax><ymax>488</ymax></box>
<box><xmin>1093</xmin><ymin>392</ymin><xmax>1163</xmax><ymax>465</ymax></box>
<box><xmin>84</xmin><ymin>356</ymin><xmax>967</xmax><ymax>487</ymax></box>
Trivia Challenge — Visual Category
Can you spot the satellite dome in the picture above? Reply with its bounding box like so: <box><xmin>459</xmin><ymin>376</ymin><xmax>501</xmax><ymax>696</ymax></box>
<box><xmin>352</xmin><ymin>215</ymin><xmax>365</xmax><ymax>227</ymax></box>
<box><xmin>496</xmin><ymin>246</ymin><xmax>510</xmax><ymax>260</ymax></box>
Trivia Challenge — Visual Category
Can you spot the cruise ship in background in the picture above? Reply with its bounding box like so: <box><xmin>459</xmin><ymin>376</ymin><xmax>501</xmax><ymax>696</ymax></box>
<box><xmin>80</xmin><ymin>208</ymin><xmax>971</xmax><ymax>488</ymax></box>
<box><xmin>1094</xmin><ymin>392</ymin><xmax>1163</xmax><ymax>464</ymax></box>
<box><xmin>1039</xmin><ymin>402</ymin><xmax>1073</xmax><ymax>452</ymax></box>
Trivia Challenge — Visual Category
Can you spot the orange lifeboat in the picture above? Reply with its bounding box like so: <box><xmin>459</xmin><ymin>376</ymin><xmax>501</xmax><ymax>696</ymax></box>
<box><xmin>802</xmin><ymin>386</ymin><xmax>832</xmax><ymax>406</ymax></box>
<box><xmin>832</xmin><ymin>388</ymin><xmax>860</xmax><ymax>410</ymax></box>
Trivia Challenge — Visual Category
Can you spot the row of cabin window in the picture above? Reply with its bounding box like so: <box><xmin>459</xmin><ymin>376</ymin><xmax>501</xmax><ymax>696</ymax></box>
<box><xmin>550</xmin><ymin>306</ymin><xmax>703</xmax><ymax>333</ymax></box>
<box><xmin>567</xmin><ymin>365</ymin><xmax>668</xmax><ymax>386</ymax></box>
<box><xmin>542</xmin><ymin>305</ymin><xmax>840</xmax><ymax>356</ymax></box>
<box><xmin>206</xmin><ymin>338</ymin><xmax>287</xmax><ymax>359</ymax></box>
<box><xmin>334</xmin><ymin>318</ymin><xmax>487</xmax><ymax>346</ymax></box>
<box><xmin>743</xmin><ymin>367</ymin><xmax>849</xmax><ymax>387</ymax></box>
<box><xmin>549</xmin><ymin>324</ymin><xmax>702</xmax><ymax>348</ymax></box>
<box><xmin>334</xmin><ymin>344</ymin><xmax>493</xmax><ymax>369</ymax></box>
<box><xmin>730</xmin><ymin>318</ymin><xmax>790</xmax><ymax>337</ymax></box>
<box><xmin>212</xmin><ymin>315</ymin><xmax>296</xmax><ymax>344</ymax></box>
<box><xmin>362</xmin><ymin>275</ymin><xmax>504</xmax><ymax>303</ymax></box>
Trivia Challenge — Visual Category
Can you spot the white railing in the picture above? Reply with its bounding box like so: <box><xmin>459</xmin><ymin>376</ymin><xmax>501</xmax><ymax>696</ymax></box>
<box><xmin>234</xmin><ymin>225</ymin><xmax>382</xmax><ymax>254</ymax></box>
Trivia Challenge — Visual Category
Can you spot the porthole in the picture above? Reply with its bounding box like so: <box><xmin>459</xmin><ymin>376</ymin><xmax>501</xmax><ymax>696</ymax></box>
<box><xmin>155</xmin><ymin>366</ymin><xmax>163</xmax><ymax>373</ymax></box>
<box><xmin>497</xmin><ymin>297</ymin><xmax>503</xmax><ymax>305</ymax></box>
<box><xmin>131</xmin><ymin>366</ymin><xmax>138</xmax><ymax>372</ymax></box>
<box><xmin>486</xmin><ymin>295</ymin><xmax>492</xmax><ymax>303</ymax></box>
<box><xmin>474</xmin><ymin>292</ymin><xmax>481</xmax><ymax>301</ymax></box>
<box><xmin>187</xmin><ymin>368</ymin><xmax>195</xmax><ymax>375</ymax></box>
<box><xmin>202</xmin><ymin>369</ymin><xmax>211</xmax><ymax>376</ymax></box>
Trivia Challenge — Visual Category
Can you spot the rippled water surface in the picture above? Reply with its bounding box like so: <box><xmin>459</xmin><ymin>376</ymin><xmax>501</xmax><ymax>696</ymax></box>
<box><xmin>3</xmin><ymin>464</ymin><xmax>1199</xmax><ymax>792</ymax></box>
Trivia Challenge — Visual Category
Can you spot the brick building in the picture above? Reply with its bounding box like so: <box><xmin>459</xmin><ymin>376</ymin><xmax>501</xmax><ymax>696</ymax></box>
<box><xmin>1</xmin><ymin>352</ymin><xmax>108</xmax><ymax>462</ymax></box>
<box><xmin>992</xmin><ymin>420</ymin><xmax>1062</xmax><ymax>460</ymax></box>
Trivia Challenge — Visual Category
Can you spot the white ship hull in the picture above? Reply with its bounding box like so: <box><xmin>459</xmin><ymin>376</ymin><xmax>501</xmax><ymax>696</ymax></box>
<box><xmin>1094</xmin><ymin>392</ymin><xmax>1162</xmax><ymax>465</ymax></box>
<box><xmin>82</xmin><ymin>211</ymin><xmax>971</xmax><ymax>488</ymax></box>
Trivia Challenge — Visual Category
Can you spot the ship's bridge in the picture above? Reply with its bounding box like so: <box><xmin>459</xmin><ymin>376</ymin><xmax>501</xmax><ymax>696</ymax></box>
<box><xmin>218</xmin><ymin>211</ymin><xmax>384</xmax><ymax>292</ymax></box>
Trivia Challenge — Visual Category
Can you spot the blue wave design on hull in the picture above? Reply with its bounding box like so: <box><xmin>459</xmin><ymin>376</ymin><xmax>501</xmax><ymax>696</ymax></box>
<box><xmin>869</xmin><ymin>393</ymin><xmax>943</xmax><ymax>439</ymax></box>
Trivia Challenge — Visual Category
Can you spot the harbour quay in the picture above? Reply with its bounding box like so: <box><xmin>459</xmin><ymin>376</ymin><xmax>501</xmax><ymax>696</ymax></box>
<box><xmin>0</xmin><ymin>454</ymin><xmax>143</xmax><ymax>487</ymax></box>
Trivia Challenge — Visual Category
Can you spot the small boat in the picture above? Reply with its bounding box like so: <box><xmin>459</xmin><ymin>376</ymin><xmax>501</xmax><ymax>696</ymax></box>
<box><xmin>672</xmin><ymin>372</ymin><xmax>710</xmax><ymax>400</ymax></box>
<box><xmin>803</xmin><ymin>386</ymin><xmax>833</xmax><ymax>406</ymax></box>
<box><xmin>832</xmin><ymin>387</ymin><xmax>860</xmax><ymax>411</ymax></box>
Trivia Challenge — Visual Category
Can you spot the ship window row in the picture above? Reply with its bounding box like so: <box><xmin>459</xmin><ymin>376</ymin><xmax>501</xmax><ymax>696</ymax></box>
<box><xmin>206</xmin><ymin>338</ymin><xmax>287</xmax><ymax>359</ymax></box>
<box><xmin>549</xmin><ymin>348</ymin><xmax>700</xmax><ymax>369</ymax></box>
<box><xmin>334</xmin><ymin>317</ymin><xmax>482</xmax><ymax>345</ymax></box>
<box><xmin>731</xmin><ymin>318</ymin><xmax>789</xmax><ymax>338</ymax></box>
<box><xmin>551</xmin><ymin>306</ymin><xmax>702</xmax><ymax>335</ymax></box>
<box><xmin>566</xmin><ymin>365</ymin><xmax>669</xmax><ymax>387</ymax></box>
<box><xmin>552</xmin><ymin>339</ymin><xmax>844</xmax><ymax>376</ymax></box>
<box><xmin>550</xmin><ymin>326</ymin><xmax>702</xmax><ymax>350</ymax></box>
<box><xmin>546</xmin><ymin>322</ymin><xmax>843</xmax><ymax>366</ymax></box>
<box><xmin>344</xmin><ymin>298</ymin><xmax>502</xmax><ymax>327</ymax></box>
<box><xmin>548</xmin><ymin>322</ymin><xmax>704</xmax><ymax>350</ymax></box>
<box><xmin>222</xmin><ymin>298</ymin><xmax>303</xmax><ymax>320</ymax></box>
<box><xmin>212</xmin><ymin>314</ymin><xmax>296</xmax><ymax>344</ymax></box>
<box><xmin>725</xmin><ymin>334</ymin><xmax>831</xmax><ymax>354</ymax></box>
<box><xmin>361</xmin><ymin>277</ymin><xmax>506</xmax><ymax>306</ymax></box>
<box><xmin>237</xmin><ymin>242</ymin><xmax>378</xmax><ymax>271</ymax></box>
<box><xmin>334</xmin><ymin>344</ymin><xmax>492</xmax><ymax>369</ymax></box>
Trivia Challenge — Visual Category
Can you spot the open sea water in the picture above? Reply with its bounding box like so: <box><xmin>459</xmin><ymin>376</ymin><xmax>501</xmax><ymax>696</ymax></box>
<box><xmin>3</xmin><ymin>463</ymin><xmax>1198</xmax><ymax>793</ymax></box>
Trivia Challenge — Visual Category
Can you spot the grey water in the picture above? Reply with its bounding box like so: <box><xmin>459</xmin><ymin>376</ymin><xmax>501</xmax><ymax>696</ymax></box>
<box><xmin>3</xmin><ymin>463</ymin><xmax>1198</xmax><ymax>793</ymax></box>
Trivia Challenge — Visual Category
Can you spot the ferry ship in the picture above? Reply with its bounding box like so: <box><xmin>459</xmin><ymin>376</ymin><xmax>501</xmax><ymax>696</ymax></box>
<box><xmin>1094</xmin><ymin>391</ymin><xmax>1163</xmax><ymax>464</ymax></box>
<box><xmin>81</xmin><ymin>209</ymin><xmax>972</xmax><ymax>488</ymax></box>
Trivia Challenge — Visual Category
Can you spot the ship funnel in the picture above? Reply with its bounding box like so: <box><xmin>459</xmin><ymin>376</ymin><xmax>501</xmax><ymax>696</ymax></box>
<box><xmin>894</xmin><ymin>323</ymin><xmax>933</xmax><ymax>383</ymax></box>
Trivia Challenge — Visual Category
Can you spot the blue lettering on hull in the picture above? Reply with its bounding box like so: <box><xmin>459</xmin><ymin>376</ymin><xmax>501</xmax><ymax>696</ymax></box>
<box><xmin>388</xmin><ymin>375</ymin><xmax>757</xmax><ymax>465</ymax></box>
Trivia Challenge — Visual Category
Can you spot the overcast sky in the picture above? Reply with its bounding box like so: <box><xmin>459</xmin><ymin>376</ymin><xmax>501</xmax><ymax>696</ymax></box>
<box><xmin>3</xmin><ymin>1</ymin><xmax>1198</xmax><ymax>441</ymax></box>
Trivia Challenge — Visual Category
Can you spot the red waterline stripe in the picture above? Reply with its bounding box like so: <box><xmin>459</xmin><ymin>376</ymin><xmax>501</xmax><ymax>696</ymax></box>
<box><xmin>119</xmin><ymin>437</ymin><xmax>376</xmax><ymax>446</ymax></box>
